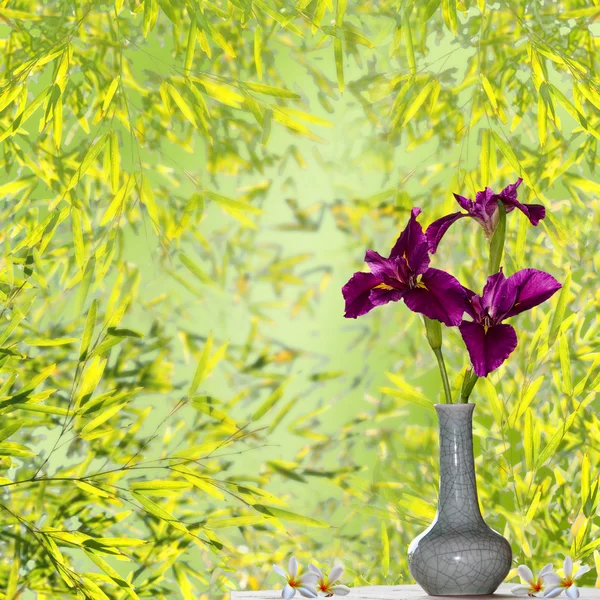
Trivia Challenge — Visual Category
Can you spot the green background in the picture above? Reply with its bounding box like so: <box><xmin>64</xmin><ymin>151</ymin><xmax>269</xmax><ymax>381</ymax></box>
<box><xmin>0</xmin><ymin>1</ymin><xmax>599</xmax><ymax>598</ymax></box>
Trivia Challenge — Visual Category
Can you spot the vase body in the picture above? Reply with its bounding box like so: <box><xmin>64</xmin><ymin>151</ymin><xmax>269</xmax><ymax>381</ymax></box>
<box><xmin>408</xmin><ymin>403</ymin><xmax>512</xmax><ymax>596</ymax></box>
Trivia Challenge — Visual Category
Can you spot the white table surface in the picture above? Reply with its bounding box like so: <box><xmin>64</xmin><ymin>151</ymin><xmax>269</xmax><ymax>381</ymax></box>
<box><xmin>232</xmin><ymin>584</ymin><xmax>522</xmax><ymax>600</ymax></box>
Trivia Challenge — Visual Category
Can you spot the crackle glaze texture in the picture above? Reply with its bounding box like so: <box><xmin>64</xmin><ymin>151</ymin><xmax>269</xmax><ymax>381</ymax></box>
<box><xmin>408</xmin><ymin>404</ymin><xmax>512</xmax><ymax>596</ymax></box>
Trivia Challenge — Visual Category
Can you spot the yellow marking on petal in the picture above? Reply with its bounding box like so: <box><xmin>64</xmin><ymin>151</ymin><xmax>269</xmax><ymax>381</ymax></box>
<box><xmin>417</xmin><ymin>282</ymin><xmax>428</xmax><ymax>289</ymax></box>
<box><xmin>375</xmin><ymin>283</ymin><xmax>394</xmax><ymax>290</ymax></box>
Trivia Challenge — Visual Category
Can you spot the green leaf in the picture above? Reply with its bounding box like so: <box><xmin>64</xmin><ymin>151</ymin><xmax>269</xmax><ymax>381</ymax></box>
<box><xmin>131</xmin><ymin>492</ymin><xmax>189</xmax><ymax>533</ymax></box>
<box><xmin>100</xmin><ymin>176</ymin><xmax>136</xmax><ymax>226</ymax></box>
<box><xmin>401</xmin><ymin>80</ymin><xmax>435</xmax><ymax>126</ymax></box>
<box><xmin>80</xmin><ymin>402</ymin><xmax>127</xmax><ymax>437</ymax></box>
<box><xmin>334</xmin><ymin>38</ymin><xmax>344</xmax><ymax>93</ymax></box>
<box><xmin>179</xmin><ymin>252</ymin><xmax>212</xmax><ymax>286</ymax></box>
<box><xmin>75</xmin><ymin>480</ymin><xmax>113</xmax><ymax>498</ymax></box>
<box><xmin>184</xmin><ymin>18</ymin><xmax>197</xmax><ymax>76</ymax></box>
<box><xmin>253</xmin><ymin>381</ymin><xmax>290</xmax><ymax>420</ymax></box>
<box><xmin>243</xmin><ymin>82</ymin><xmax>300</xmax><ymax>99</ymax></box>
<box><xmin>109</xmin><ymin>131</ymin><xmax>120</xmax><ymax>194</ymax></box>
<box><xmin>205</xmin><ymin>515</ymin><xmax>266</xmax><ymax>529</ymax></box>
<box><xmin>80</xmin><ymin>299</ymin><xmax>97</xmax><ymax>361</ymax></box>
<box><xmin>381</xmin><ymin>521</ymin><xmax>390</xmax><ymax>577</ymax></box>
<box><xmin>188</xmin><ymin>334</ymin><xmax>213</xmax><ymax>396</ymax></box>
<box><xmin>558</xmin><ymin>332</ymin><xmax>572</xmax><ymax>395</ymax></box>
<box><xmin>0</xmin><ymin>422</ymin><xmax>23</xmax><ymax>442</ymax></box>
<box><xmin>65</xmin><ymin>133</ymin><xmax>109</xmax><ymax>192</ymax></box>
<box><xmin>442</xmin><ymin>0</ymin><xmax>457</xmax><ymax>34</ymax></box>
<box><xmin>253</xmin><ymin>504</ymin><xmax>330</xmax><ymax>527</ymax></box>
<box><xmin>481</xmin><ymin>75</ymin><xmax>498</xmax><ymax>112</ymax></box>
<box><xmin>102</xmin><ymin>76</ymin><xmax>120</xmax><ymax>114</ymax></box>
<box><xmin>130</xmin><ymin>480</ymin><xmax>192</xmax><ymax>491</ymax></box>
<box><xmin>548</xmin><ymin>268</ymin><xmax>571</xmax><ymax>347</ymax></box>
<box><xmin>402</xmin><ymin>11</ymin><xmax>416</xmax><ymax>73</ymax></box>
<box><xmin>180</xmin><ymin>471</ymin><xmax>225</xmax><ymax>500</ymax></box>
<box><xmin>254</xmin><ymin>26</ymin><xmax>263</xmax><ymax>81</ymax></box>
<box><xmin>24</xmin><ymin>337</ymin><xmax>78</xmax><ymax>346</ymax></box>
<box><xmin>0</xmin><ymin>442</ymin><xmax>35</xmax><ymax>457</ymax></box>
<box><xmin>166</xmin><ymin>83</ymin><xmax>197</xmax><ymax>128</ymax></box>
<box><xmin>84</xmin><ymin>550</ymin><xmax>141</xmax><ymax>598</ymax></box>
<box><xmin>71</xmin><ymin>206</ymin><xmax>85</xmax><ymax>269</ymax></box>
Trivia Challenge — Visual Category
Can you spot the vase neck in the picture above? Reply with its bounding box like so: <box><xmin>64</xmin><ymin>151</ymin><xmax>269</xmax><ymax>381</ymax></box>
<box><xmin>435</xmin><ymin>404</ymin><xmax>484</xmax><ymax>526</ymax></box>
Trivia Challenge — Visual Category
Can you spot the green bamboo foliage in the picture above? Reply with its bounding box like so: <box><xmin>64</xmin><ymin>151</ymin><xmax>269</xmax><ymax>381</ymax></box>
<box><xmin>0</xmin><ymin>0</ymin><xmax>598</xmax><ymax>598</ymax></box>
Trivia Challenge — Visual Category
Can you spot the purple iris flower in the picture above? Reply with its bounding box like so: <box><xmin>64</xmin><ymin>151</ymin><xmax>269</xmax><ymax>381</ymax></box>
<box><xmin>426</xmin><ymin>178</ymin><xmax>546</xmax><ymax>254</ymax></box>
<box><xmin>459</xmin><ymin>268</ymin><xmax>561</xmax><ymax>377</ymax></box>
<box><xmin>342</xmin><ymin>208</ymin><xmax>468</xmax><ymax>326</ymax></box>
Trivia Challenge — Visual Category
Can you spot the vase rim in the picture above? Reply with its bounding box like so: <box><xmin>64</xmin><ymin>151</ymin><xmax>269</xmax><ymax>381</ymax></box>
<box><xmin>434</xmin><ymin>403</ymin><xmax>475</xmax><ymax>410</ymax></box>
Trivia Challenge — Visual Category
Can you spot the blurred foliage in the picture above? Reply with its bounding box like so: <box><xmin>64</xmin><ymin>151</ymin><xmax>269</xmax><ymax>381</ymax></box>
<box><xmin>0</xmin><ymin>0</ymin><xmax>599</xmax><ymax>598</ymax></box>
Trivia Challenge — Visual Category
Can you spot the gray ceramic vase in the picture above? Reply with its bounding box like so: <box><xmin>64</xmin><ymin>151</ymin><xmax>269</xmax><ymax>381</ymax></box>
<box><xmin>408</xmin><ymin>403</ymin><xmax>512</xmax><ymax>596</ymax></box>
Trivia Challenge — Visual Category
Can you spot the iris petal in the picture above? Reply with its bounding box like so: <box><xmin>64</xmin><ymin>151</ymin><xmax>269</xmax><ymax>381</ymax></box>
<box><xmin>481</xmin><ymin>269</ymin><xmax>518</xmax><ymax>322</ymax></box>
<box><xmin>402</xmin><ymin>268</ymin><xmax>468</xmax><ymax>327</ymax></box>
<box><xmin>425</xmin><ymin>212</ymin><xmax>467</xmax><ymax>254</ymax></box>
<box><xmin>364</xmin><ymin>250</ymin><xmax>400</xmax><ymax>280</ymax></box>
<box><xmin>503</xmin><ymin>269</ymin><xmax>562</xmax><ymax>319</ymax></box>
<box><xmin>459</xmin><ymin>321</ymin><xmax>518</xmax><ymax>377</ymax></box>
<box><xmin>389</xmin><ymin>207</ymin><xmax>431</xmax><ymax>275</ymax></box>
<box><xmin>454</xmin><ymin>193</ymin><xmax>476</xmax><ymax>213</ymax></box>
<box><xmin>342</xmin><ymin>272</ymin><xmax>381</xmax><ymax>318</ymax></box>
<box><xmin>497</xmin><ymin>177</ymin><xmax>546</xmax><ymax>225</ymax></box>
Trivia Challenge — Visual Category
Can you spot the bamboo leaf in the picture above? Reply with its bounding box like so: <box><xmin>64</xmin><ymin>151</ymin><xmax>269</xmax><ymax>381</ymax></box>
<box><xmin>334</xmin><ymin>38</ymin><xmax>344</xmax><ymax>93</ymax></box>
<box><xmin>80</xmin><ymin>299</ymin><xmax>98</xmax><ymax>361</ymax></box>
<box><xmin>558</xmin><ymin>332</ymin><xmax>572</xmax><ymax>395</ymax></box>
<box><xmin>402</xmin><ymin>11</ymin><xmax>416</xmax><ymax>74</ymax></box>
<box><xmin>549</xmin><ymin>268</ymin><xmax>571</xmax><ymax>347</ymax></box>
<box><xmin>184</xmin><ymin>18</ymin><xmax>197</xmax><ymax>76</ymax></box>
<box><xmin>80</xmin><ymin>403</ymin><xmax>127</xmax><ymax>437</ymax></box>
<box><xmin>109</xmin><ymin>131</ymin><xmax>120</xmax><ymax>194</ymax></box>
<box><xmin>254</xmin><ymin>25</ymin><xmax>263</xmax><ymax>81</ymax></box>
<box><xmin>166</xmin><ymin>83</ymin><xmax>197</xmax><ymax>128</ymax></box>
<box><xmin>65</xmin><ymin>134</ymin><xmax>109</xmax><ymax>192</ymax></box>
<box><xmin>131</xmin><ymin>492</ymin><xmax>189</xmax><ymax>533</ymax></box>
<box><xmin>253</xmin><ymin>504</ymin><xmax>330</xmax><ymax>527</ymax></box>
<box><xmin>481</xmin><ymin>75</ymin><xmax>498</xmax><ymax>112</ymax></box>
<box><xmin>71</xmin><ymin>206</ymin><xmax>85</xmax><ymax>269</ymax></box>
<box><xmin>188</xmin><ymin>334</ymin><xmax>213</xmax><ymax>396</ymax></box>
<box><xmin>402</xmin><ymin>80</ymin><xmax>434</xmax><ymax>126</ymax></box>
<box><xmin>102</xmin><ymin>76</ymin><xmax>120</xmax><ymax>114</ymax></box>
<box><xmin>24</xmin><ymin>337</ymin><xmax>78</xmax><ymax>346</ymax></box>
<box><xmin>381</xmin><ymin>522</ymin><xmax>390</xmax><ymax>577</ymax></box>
<box><xmin>243</xmin><ymin>82</ymin><xmax>299</xmax><ymax>99</ymax></box>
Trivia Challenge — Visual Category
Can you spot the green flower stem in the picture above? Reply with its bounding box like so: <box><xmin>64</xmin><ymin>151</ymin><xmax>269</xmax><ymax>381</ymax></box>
<box><xmin>488</xmin><ymin>199</ymin><xmax>506</xmax><ymax>275</ymax></box>
<box><xmin>433</xmin><ymin>347</ymin><xmax>453</xmax><ymax>404</ymax></box>
<box><xmin>460</xmin><ymin>369</ymin><xmax>478</xmax><ymax>403</ymax></box>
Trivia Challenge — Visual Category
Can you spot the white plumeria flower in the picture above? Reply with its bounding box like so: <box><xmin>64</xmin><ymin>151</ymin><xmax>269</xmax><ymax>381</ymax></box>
<box><xmin>512</xmin><ymin>564</ymin><xmax>560</xmax><ymax>597</ymax></box>
<box><xmin>544</xmin><ymin>557</ymin><xmax>591</xmax><ymax>599</ymax></box>
<box><xmin>273</xmin><ymin>556</ymin><xmax>318</xmax><ymax>599</ymax></box>
<box><xmin>308</xmin><ymin>563</ymin><xmax>351</xmax><ymax>597</ymax></box>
